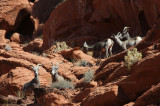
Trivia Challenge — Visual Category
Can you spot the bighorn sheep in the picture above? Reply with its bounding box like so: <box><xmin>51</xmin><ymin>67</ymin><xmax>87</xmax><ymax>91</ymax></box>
<box><xmin>50</xmin><ymin>62</ymin><xmax>64</xmax><ymax>83</ymax></box>
<box><xmin>83</xmin><ymin>38</ymin><xmax>114</xmax><ymax>64</ymax></box>
<box><xmin>121</xmin><ymin>26</ymin><xmax>144</xmax><ymax>41</ymax></box>
<box><xmin>22</xmin><ymin>64</ymin><xmax>42</xmax><ymax>98</ymax></box>
<box><xmin>112</xmin><ymin>32</ymin><xmax>142</xmax><ymax>50</ymax></box>
<box><xmin>121</xmin><ymin>26</ymin><xmax>131</xmax><ymax>40</ymax></box>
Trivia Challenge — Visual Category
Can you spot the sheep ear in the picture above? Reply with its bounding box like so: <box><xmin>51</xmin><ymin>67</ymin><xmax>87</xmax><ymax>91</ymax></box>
<box><xmin>30</xmin><ymin>65</ymin><xmax>34</xmax><ymax>69</ymax></box>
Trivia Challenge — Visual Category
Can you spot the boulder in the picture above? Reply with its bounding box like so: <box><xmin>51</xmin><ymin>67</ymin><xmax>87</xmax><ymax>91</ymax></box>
<box><xmin>135</xmin><ymin>83</ymin><xmax>160</xmax><ymax>105</ymax></box>
<box><xmin>118</xmin><ymin>53</ymin><xmax>160</xmax><ymax>102</ymax></box>
<box><xmin>81</xmin><ymin>85</ymin><xmax>123</xmax><ymax>106</ymax></box>
<box><xmin>11</xmin><ymin>33</ymin><xmax>24</xmax><ymax>43</ymax></box>
<box><xmin>0</xmin><ymin>0</ymin><xmax>31</xmax><ymax>31</ymax></box>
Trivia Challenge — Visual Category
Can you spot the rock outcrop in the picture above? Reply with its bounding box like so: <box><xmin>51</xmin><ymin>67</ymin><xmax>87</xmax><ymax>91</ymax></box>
<box><xmin>0</xmin><ymin>0</ymin><xmax>36</xmax><ymax>41</ymax></box>
<box><xmin>43</xmin><ymin>0</ymin><xmax>160</xmax><ymax>50</ymax></box>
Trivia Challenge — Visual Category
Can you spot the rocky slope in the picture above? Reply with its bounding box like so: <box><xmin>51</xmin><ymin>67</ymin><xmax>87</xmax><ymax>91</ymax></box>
<box><xmin>0</xmin><ymin>0</ymin><xmax>160</xmax><ymax>105</ymax></box>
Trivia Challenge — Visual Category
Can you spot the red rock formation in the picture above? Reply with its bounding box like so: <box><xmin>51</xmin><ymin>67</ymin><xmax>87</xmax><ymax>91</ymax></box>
<box><xmin>23</xmin><ymin>38</ymin><xmax>43</xmax><ymax>52</ymax></box>
<box><xmin>0</xmin><ymin>0</ymin><xmax>31</xmax><ymax>31</ymax></box>
<box><xmin>81</xmin><ymin>85</ymin><xmax>123</xmax><ymax>106</ymax></box>
<box><xmin>32</xmin><ymin>0</ymin><xmax>64</xmax><ymax>23</ymax></box>
<box><xmin>117</xmin><ymin>52</ymin><xmax>160</xmax><ymax>102</ymax></box>
<box><xmin>135</xmin><ymin>83</ymin><xmax>160</xmax><ymax>105</ymax></box>
<box><xmin>0</xmin><ymin>30</ymin><xmax>7</xmax><ymax>43</ymax></box>
<box><xmin>0</xmin><ymin>0</ymin><xmax>37</xmax><ymax>41</ymax></box>
<box><xmin>11</xmin><ymin>33</ymin><xmax>25</xmax><ymax>43</ymax></box>
<box><xmin>1</xmin><ymin>0</ymin><xmax>160</xmax><ymax>105</ymax></box>
<box><xmin>43</xmin><ymin>0</ymin><xmax>160</xmax><ymax>50</ymax></box>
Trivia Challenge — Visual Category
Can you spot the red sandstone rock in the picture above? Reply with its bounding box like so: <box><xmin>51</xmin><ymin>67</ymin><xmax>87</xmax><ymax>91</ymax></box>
<box><xmin>0</xmin><ymin>0</ymin><xmax>31</xmax><ymax>31</ymax></box>
<box><xmin>43</xmin><ymin>0</ymin><xmax>160</xmax><ymax>50</ymax></box>
<box><xmin>0</xmin><ymin>0</ymin><xmax>160</xmax><ymax>105</ymax></box>
<box><xmin>135</xmin><ymin>83</ymin><xmax>160</xmax><ymax>105</ymax></box>
<box><xmin>81</xmin><ymin>85</ymin><xmax>123</xmax><ymax>106</ymax></box>
<box><xmin>0</xmin><ymin>30</ymin><xmax>7</xmax><ymax>43</ymax></box>
<box><xmin>23</xmin><ymin>38</ymin><xmax>43</xmax><ymax>52</ymax></box>
<box><xmin>36</xmin><ymin>89</ymin><xmax>72</xmax><ymax>105</ymax></box>
<box><xmin>11</xmin><ymin>33</ymin><xmax>25</xmax><ymax>43</ymax></box>
<box><xmin>94</xmin><ymin>62</ymin><xmax>122</xmax><ymax>83</ymax></box>
<box><xmin>118</xmin><ymin>52</ymin><xmax>160</xmax><ymax>102</ymax></box>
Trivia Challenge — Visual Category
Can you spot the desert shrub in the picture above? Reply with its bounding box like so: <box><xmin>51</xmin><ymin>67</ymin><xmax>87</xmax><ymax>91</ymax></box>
<box><xmin>83</xmin><ymin>69</ymin><xmax>94</xmax><ymax>83</ymax></box>
<box><xmin>30</xmin><ymin>51</ymin><xmax>41</xmax><ymax>56</ymax></box>
<box><xmin>124</xmin><ymin>48</ymin><xmax>142</xmax><ymax>69</ymax></box>
<box><xmin>51</xmin><ymin>80</ymin><xmax>74</xmax><ymax>89</ymax></box>
<box><xmin>76</xmin><ymin>59</ymin><xmax>93</xmax><ymax>67</ymax></box>
<box><xmin>16</xmin><ymin>90</ymin><xmax>25</xmax><ymax>99</ymax></box>
<box><xmin>4</xmin><ymin>44</ymin><xmax>12</xmax><ymax>51</ymax></box>
<box><xmin>42</xmin><ymin>53</ymin><xmax>47</xmax><ymax>57</ymax></box>
<box><xmin>54</xmin><ymin>41</ymin><xmax>71</xmax><ymax>52</ymax></box>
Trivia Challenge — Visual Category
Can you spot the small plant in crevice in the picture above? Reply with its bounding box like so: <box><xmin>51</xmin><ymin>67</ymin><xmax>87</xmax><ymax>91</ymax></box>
<box><xmin>76</xmin><ymin>59</ymin><xmax>93</xmax><ymax>67</ymax></box>
<box><xmin>42</xmin><ymin>53</ymin><xmax>48</xmax><ymax>57</ymax></box>
<box><xmin>124</xmin><ymin>48</ymin><xmax>142</xmax><ymax>69</ymax></box>
<box><xmin>20</xmin><ymin>40</ymin><xmax>30</xmax><ymax>47</ymax></box>
<box><xmin>16</xmin><ymin>90</ymin><xmax>25</xmax><ymax>99</ymax></box>
<box><xmin>30</xmin><ymin>51</ymin><xmax>41</xmax><ymax>56</ymax></box>
<box><xmin>83</xmin><ymin>69</ymin><xmax>94</xmax><ymax>83</ymax></box>
<box><xmin>54</xmin><ymin>41</ymin><xmax>71</xmax><ymax>53</ymax></box>
<box><xmin>4</xmin><ymin>44</ymin><xmax>12</xmax><ymax>51</ymax></box>
<box><xmin>51</xmin><ymin>80</ymin><xmax>74</xmax><ymax>89</ymax></box>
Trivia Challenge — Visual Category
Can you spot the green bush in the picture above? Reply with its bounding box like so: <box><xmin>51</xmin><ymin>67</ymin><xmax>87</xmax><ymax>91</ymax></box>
<box><xmin>54</xmin><ymin>41</ymin><xmax>71</xmax><ymax>52</ymax></box>
<box><xmin>51</xmin><ymin>80</ymin><xmax>74</xmax><ymax>89</ymax></box>
<box><xmin>83</xmin><ymin>69</ymin><xmax>94</xmax><ymax>83</ymax></box>
<box><xmin>124</xmin><ymin>48</ymin><xmax>142</xmax><ymax>69</ymax></box>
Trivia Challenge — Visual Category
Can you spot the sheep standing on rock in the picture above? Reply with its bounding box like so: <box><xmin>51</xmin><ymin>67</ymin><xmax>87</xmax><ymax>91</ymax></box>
<box><xmin>83</xmin><ymin>38</ymin><xmax>114</xmax><ymax>65</ymax></box>
<box><xmin>112</xmin><ymin>32</ymin><xmax>142</xmax><ymax>50</ymax></box>
<box><xmin>50</xmin><ymin>62</ymin><xmax>64</xmax><ymax>83</ymax></box>
<box><xmin>22</xmin><ymin>64</ymin><xmax>42</xmax><ymax>98</ymax></box>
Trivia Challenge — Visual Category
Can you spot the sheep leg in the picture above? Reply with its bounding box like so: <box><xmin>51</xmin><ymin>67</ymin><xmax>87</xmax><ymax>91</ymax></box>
<box><xmin>110</xmin><ymin>41</ymin><xmax>114</xmax><ymax>56</ymax></box>
<box><xmin>109</xmin><ymin>43</ymin><xmax>113</xmax><ymax>57</ymax></box>
<box><xmin>105</xmin><ymin>46</ymin><xmax>109</xmax><ymax>58</ymax></box>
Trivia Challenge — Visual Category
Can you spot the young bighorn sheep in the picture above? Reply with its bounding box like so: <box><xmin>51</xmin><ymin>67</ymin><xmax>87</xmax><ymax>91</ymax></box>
<box><xmin>22</xmin><ymin>64</ymin><xmax>42</xmax><ymax>98</ymax></box>
<box><xmin>112</xmin><ymin>32</ymin><xmax>142</xmax><ymax>50</ymax></box>
<box><xmin>50</xmin><ymin>62</ymin><xmax>64</xmax><ymax>83</ymax></box>
<box><xmin>83</xmin><ymin>38</ymin><xmax>114</xmax><ymax>64</ymax></box>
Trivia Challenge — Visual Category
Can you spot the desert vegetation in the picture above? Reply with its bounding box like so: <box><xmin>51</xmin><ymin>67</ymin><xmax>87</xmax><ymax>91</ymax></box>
<box><xmin>124</xmin><ymin>48</ymin><xmax>142</xmax><ymax>69</ymax></box>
